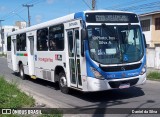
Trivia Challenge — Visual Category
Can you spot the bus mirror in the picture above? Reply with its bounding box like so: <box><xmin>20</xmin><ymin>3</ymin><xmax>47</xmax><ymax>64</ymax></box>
<box><xmin>81</xmin><ymin>29</ymin><xmax>86</xmax><ymax>57</ymax></box>
<box><xmin>81</xmin><ymin>29</ymin><xmax>87</xmax><ymax>40</ymax></box>
<box><xmin>143</xmin><ymin>34</ymin><xmax>147</xmax><ymax>48</ymax></box>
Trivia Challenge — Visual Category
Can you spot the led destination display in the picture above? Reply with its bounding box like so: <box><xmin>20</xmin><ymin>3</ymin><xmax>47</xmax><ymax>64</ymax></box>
<box><xmin>86</xmin><ymin>12</ymin><xmax>139</xmax><ymax>23</ymax></box>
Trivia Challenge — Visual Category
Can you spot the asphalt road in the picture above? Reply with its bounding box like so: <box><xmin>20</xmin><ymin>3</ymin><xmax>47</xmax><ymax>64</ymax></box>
<box><xmin>0</xmin><ymin>57</ymin><xmax>160</xmax><ymax>117</ymax></box>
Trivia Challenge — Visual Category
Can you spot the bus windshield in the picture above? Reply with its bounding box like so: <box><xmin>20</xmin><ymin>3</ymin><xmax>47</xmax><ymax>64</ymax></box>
<box><xmin>87</xmin><ymin>25</ymin><xmax>144</xmax><ymax>64</ymax></box>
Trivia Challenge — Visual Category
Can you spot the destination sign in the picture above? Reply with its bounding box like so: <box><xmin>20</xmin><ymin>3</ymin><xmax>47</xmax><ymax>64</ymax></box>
<box><xmin>86</xmin><ymin>12</ymin><xmax>139</xmax><ymax>23</ymax></box>
<box><xmin>95</xmin><ymin>15</ymin><xmax>129</xmax><ymax>22</ymax></box>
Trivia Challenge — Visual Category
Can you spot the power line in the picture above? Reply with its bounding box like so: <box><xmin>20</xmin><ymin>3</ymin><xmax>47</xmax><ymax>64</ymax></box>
<box><xmin>22</xmin><ymin>4</ymin><xmax>34</xmax><ymax>27</ymax></box>
<box><xmin>0</xmin><ymin>0</ymin><xmax>42</xmax><ymax>22</ymax></box>
<box><xmin>0</xmin><ymin>20</ymin><xmax>5</xmax><ymax>54</ymax></box>
<box><xmin>107</xmin><ymin>0</ymin><xmax>148</xmax><ymax>9</ymax></box>
<box><xmin>82</xmin><ymin>0</ymin><xmax>92</xmax><ymax>10</ymax></box>
<box><xmin>119</xmin><ymin>1</ymin><xmax>160</xmax><ymax>13</ymax></box>
<box><xmin>92</xmin><ymin>0</ymin><xmax>96</xmax><ymax>10</ymax></box>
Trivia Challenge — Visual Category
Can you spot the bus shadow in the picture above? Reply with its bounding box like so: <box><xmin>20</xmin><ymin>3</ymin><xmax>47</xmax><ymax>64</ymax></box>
<box><xmin>13</xmin><ymin>73</ymin><xmax>145</xmax><ymax>103</ymax></box>
<box><xmin>25</xmin><ymin>75</ymin><xmax>60</xmax><ymax>90</ymax></box>
<box><xmin>27</xmin><ymin>75</ymin><xmax>144</xmax><ymax>102</ymax></box>
<box><xmin>69</xmin><ymin>86</ymin><xmax>145</xmax><ymax>103</ymax></box>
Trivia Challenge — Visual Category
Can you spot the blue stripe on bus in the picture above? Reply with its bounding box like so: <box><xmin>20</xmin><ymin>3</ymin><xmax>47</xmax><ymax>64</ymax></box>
<box><xmin>74</xmin><ymin>12</ymin><xmax>86</xmax><ymax>21</ymax></box>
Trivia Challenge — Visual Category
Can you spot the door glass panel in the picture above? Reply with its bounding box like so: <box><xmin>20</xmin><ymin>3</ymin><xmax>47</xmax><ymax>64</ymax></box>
<box><xmin>29</xmin><ymin>36</ymin><xmax>34</xmax><ymax>55</ymax></box>
<box><xmin>69</xmin><ymin>59</ymin><xmax>76</xmax><ymax>84</ymax></box>
<box><xmin>75</xmin><ymin>30</ymin><xmax>80</xmax><ymax>57</ymax></box>
<box><xmin>68</xmin><ymin>29</ymin><xmax>82</xmax><ymax>87</ymax></box>
<box><xmin>76</xmin><ymin>59</ymin><xmax>82</xmax><ymax>85</ymax></box>
<box><xmin>67</xmin><ymin>31</ymin><xmax>74</xmax><ymax>57</ymax></box>
<box><xmin>13</xmin><ymin>40</ymin><xmax>16</xmax><ymax>54</ymax></box>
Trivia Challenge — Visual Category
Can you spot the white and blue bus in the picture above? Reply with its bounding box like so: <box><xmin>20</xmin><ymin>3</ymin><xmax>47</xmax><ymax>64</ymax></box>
<box><xmin>7</xmin><ymin>10</ymin><xmax>146</xmax><ymax>93</ymax></box>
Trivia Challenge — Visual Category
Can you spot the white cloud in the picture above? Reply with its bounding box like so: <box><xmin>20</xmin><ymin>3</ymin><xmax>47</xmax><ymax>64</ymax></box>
<box><xmin>35</xmin><ymin>15</ymin><xmax>42</xmax><ymax>24</ymax></box>
<box><xmin>46</xmin><ymin>0</ymin><xmax>55</xmax><ymax>4</ymax></box>
<box><xmin>0</xmin><ymin>6</ymin><xmax>6</xmax><ymax>12</ymax></box>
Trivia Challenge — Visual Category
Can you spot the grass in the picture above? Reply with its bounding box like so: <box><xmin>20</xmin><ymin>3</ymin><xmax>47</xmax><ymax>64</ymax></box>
<box><xmin>0</xmin><ymin>76</ymin><xmax>63</xmax><ymax>117</ymax></box>
<box><xmin>147</xmin><ymin>71</ymin><xmax>160</xmax><ymax>81</ymax></box>
<box><xmin>0</xmin><ymin>76</ymin><xmax>35</xmax><ymax>108</ymax></box>
<box><xmin>0</xmin><ymin>53</ymin><xmax>7</xmax><ymax>57</ymax></box>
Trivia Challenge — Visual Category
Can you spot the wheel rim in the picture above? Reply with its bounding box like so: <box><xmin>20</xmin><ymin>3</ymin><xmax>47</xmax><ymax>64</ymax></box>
<box><xmin>20</xmin><ymin>68</ymin><xmax>23</xmax><ymax>77</ymax></box>
<box><xmin>60</xmin><ymin>76</ymin><xmax>67</xmax><ymax>87</ymax></box>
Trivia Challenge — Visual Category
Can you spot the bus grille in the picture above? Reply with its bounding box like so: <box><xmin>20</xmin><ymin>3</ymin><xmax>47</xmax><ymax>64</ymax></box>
<box><xmin>100</xmin><ymin>63</ymin><xmax>141</xmax><ymax>72</ymax></box>
<box><xmin>108</xmin><ymin>78</ymin><xmax>139</xmax><ymax>88</ymax></box>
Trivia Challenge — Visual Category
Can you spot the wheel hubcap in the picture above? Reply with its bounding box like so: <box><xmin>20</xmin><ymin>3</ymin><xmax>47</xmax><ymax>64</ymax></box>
<box><xmin>20</xmin><ymin>69</ymin><xmax>23</xmax><ymax>77</ymax></box>
<box><xmin>60</xmin><ymin>76</ymin><xmax>67</xmax><ymax>87</ymax></box>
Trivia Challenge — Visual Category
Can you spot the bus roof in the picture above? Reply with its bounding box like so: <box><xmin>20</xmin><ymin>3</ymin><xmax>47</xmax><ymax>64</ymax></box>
<box><xmin>8</xmin><ymin>10</ymin><xmax>136</xmax><ymax>36</ymax></box>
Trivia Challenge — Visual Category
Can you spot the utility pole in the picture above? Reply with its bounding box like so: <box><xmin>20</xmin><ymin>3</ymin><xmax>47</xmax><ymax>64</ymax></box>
<box><xmin>92</xmin><ymin>0</ymin><xmax>96</xmax><ymax>10</ymax></box>
<box><xmin>22</xmin><ymin>4</ymin><xmax>33</xmax><ymax>27</ymax></box>
<box><xmin>0</xmin><ymin>20</ymin><xmax>4</xmax><ymax>54</ymax></box>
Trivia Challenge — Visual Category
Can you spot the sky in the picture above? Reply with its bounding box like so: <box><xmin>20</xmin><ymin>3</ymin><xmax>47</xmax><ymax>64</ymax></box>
<box><xmin>0</xmin><ymin>0</ymin><xmax>160</xmax><ymax>26</ymax></box>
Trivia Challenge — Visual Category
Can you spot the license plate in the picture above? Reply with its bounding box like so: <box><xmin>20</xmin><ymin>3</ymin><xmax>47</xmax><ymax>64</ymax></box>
<box><xmin>119</xmin><ymin>83</ymin><xmax>130</xmax><ymax>89</ymax></box>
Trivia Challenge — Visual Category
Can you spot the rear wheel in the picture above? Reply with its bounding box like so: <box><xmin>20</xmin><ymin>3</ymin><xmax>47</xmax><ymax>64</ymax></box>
<box><xmin>59</xmin><ymin>72</ymin><xmax>69</xmax><ymax>94</ymax></box>
<box><xmin>19</xmin><ymin>64</ymin><xmax>25</xmax><ymax>80</ymax></box>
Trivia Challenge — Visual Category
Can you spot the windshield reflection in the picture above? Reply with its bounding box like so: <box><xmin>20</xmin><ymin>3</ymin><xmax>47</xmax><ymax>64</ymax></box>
<box><xmin>87</xmin><ymin>25</ymin><xmax>144</xmax><ymax>64</ymax></box>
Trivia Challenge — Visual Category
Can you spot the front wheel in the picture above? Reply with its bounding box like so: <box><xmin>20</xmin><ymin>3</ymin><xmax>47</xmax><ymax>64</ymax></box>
<box><xmin>19</xmin><ymin>64</ymin><xmax>25</xmax><ymax>80</ymax></box>
<box><xmin>59</xmin><ymin>72</ymin><xmax>69</xmax><ymax>94</ymax></box>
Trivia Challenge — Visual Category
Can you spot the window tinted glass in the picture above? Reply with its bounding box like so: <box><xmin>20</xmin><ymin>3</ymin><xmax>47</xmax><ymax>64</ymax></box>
<box><xmin>49</xmin><ymin>24</ymin><xmax>64</xmax><ymax>51</ymax></box>
<box><xmin>7</xmin><ymin>36</ymin><xmax>11</xmax><ymax>51</ymax></box>
<box><xmin>140</xmin><ymin>19</ymin><xmax>150</xmax><ymax>31</ymax></box>
<box><xmin>16</xmin><ymin>33</ymin><xmax>26</xmax><ymax>51</ymax></box>
<box><xmin>37</xmin><ymin>28</ymin><xmax>48</xmax><ymax>51</ymax></box>
<box><xmin>155</xmin><ymin>18</ymin><xmax>160</xmax><ymax>30</ymax></box>
<box><xmin>16</xmin><ymin>35</ymin><xmax>20</xmax><ymax>51</ymax></box>
<box><xmin>20</xmin><ymin>33</ymin><xmax>26</xmax><ymax>51</ymax></box>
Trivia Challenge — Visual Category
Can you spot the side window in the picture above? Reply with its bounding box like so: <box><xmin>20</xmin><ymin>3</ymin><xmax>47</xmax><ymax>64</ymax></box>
<box><xmin>7</xmin><ymin>36</ymin><xmax>11</xmax><ymax>51</ymax></box>
<box><xmin>37</xmin><ymin>28</ymin><xmax>48</xmax><ymax>51</ymax></box>
<box><xmin>16</xmin><ymin>35</ymin><xmax>20</xmax><ymax>51</ymax></box>
<box><xmin>20</xmin><ymin>33</ymin><xmax>26</xmax><ymax>51</ymax></box>
<box><xmin>49</xmin><ymin>24</ymin><xmax>64</xmax><ymax>51</ymax></box>
<box><xmin>67</xmin><ymin>31</ymin><xmax>74</xmax><ymax>57</ymax></box>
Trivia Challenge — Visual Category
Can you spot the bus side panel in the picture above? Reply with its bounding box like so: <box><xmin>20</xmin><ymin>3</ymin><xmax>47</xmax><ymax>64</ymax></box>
<box><xmin>7</xmin><ymin>51</ymin><xmax>13</xmax><ymax>70</ymax></box>
<box><xmin>34</xmin><ymin>51</ymin><xmax>66</xmax><ymax>82</ymax></box>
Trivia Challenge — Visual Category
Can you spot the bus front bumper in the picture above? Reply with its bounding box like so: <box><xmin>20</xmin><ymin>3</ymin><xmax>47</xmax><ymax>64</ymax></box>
<box><xmin>86</xmin><ymin>73</ymin><xmax>146</xmax><ymax>92</ymax></box>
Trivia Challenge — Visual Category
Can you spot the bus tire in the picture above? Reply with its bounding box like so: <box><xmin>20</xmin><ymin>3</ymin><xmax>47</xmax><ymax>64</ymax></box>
<box><xmin>19</xmin><ymin>64</ymin><xmax>25</xmax><ymax>80</ymax></box>
<box><xmin>59</xmin><ymin>72</ymin><xmax>69</xmax><ymax>94</ymax></box>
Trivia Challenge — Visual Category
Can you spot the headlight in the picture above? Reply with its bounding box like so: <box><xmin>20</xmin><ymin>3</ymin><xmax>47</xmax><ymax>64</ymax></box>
<box><xmin>90</xmin><ymin>67</ymin><xmax>104</xmax><ymax>79</ymax></box>
<box><xmin>140</xmin><ymin>65</ymin><xmax>146</xmax><ymax>75</ymax></box>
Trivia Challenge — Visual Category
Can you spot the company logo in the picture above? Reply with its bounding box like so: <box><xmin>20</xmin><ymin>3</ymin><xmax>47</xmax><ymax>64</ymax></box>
<box><xmin>2</xmin><ymin>109</ymin><xmax>11</xmax><ymax>114</ymax></box>
<box><xmin>69</xmin><ymin>22</ymin><xmax>78</xmax><ymax>27</ymax></box>
<box><xmin>121</xmin><ymin>67</ymin><xmax>125</xmax><ymax>71</ymax></box>
<box><xmin>55</xmin><ymin>54</ymin><xmax>62</xmax><ymax>61</ymax></box>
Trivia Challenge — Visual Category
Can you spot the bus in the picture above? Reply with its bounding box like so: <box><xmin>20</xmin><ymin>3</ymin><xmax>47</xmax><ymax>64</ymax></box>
<box><xmin>7</xmin><ymin>10</ymin><xmax>147</xmax><ymax>93</ymax></box>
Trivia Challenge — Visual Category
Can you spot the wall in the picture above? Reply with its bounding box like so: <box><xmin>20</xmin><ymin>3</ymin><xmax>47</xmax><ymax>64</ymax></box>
<box><xmin>139</xmin><ymin>16</ymin><xmax>152</xmax><ymax>47</ymax></box>
<box><xmin>0</xmin><ymin>26</ymin><xmax>19</xmax><ymax>54</ymax></box>
<box><xmin>151</xmin><ymin>13</ymin><xmax>160</xmax><ymax>47</ymax></box>
<box><xmin>147</xmin><ymin>47</ymin><xmax>160</xmax><ymax>69</ymax></box>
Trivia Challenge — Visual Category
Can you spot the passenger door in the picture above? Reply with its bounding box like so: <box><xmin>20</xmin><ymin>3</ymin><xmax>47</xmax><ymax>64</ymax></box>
<box><xmin>11</xmin><ymin>37</ymin><xmax>17</xmax><ymax>71</ymax></box>
<box><xmin>65</xmin><ymin>20</ymin><xmax>82</xmax><ymax>89</ymax></box>
<box><xmin>27</xmin><ymin>34</ymin><xmax>35</xmax><ymax>75</ymax></box>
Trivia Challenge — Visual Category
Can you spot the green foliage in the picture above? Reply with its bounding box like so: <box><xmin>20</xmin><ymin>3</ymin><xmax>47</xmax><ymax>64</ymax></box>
<box><xmin>147</xmin><ymin>71</ymin><xmax>160</xmax><ymax>81</ymax></box>
<box><xmin>0</xmin><ymin>76</ymin><xmax>62</xmax><ymax>117</ymax></box>
<box><xmin>0</xmin><ymin>53</ymin><xmax>7</xmax><ymax>57</ymax></box>
<box><xmin>0</xmin><ymin>76</ymin><xmax>35</xmax><ymax>108</ymax></box>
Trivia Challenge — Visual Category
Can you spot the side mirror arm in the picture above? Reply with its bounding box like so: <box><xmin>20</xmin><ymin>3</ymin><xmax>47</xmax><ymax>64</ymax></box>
<box><xmin>81</xmin><ymin>29</ymin><xmax>87</xmax><ymax>57</ymax></box>
<box><xmin>143</xmin><ymin>34</ymin><xmax>147</xmax><ymax>48</ymax></box>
